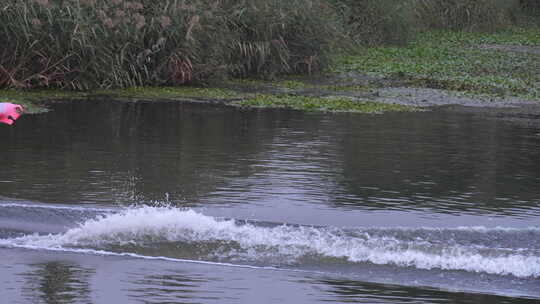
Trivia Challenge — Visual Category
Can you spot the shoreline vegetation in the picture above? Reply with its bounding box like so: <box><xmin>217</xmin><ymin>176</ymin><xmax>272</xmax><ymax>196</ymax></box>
<box><xmin>0</xmin><ymin>0</ymin><xmax>539</xmax><ymax>113</ymax></box>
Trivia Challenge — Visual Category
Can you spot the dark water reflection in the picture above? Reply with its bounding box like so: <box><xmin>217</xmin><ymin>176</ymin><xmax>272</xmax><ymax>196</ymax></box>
<box><xmin>338</xmin><ymin>110</ymin><xmax>540</xmax><ymax>216</ymax></box>
<box><xmin>126</xmin><ymin>271</ymin><xmax>224</xmax><ymax>304</ymax></box>
<box><xmin>20</xmin><ymin>261</ymin><xmax>93</xmax><ymax>304</ymax></box>
<box><xmin>1</xmin><ymin>100</ymin><xmax>540</xmax><ymax>219</ymax></box>
<box><xmin>1</xmin><ymin>100</ymin><xmax>270</xmax><ymax>205</ymax></box>
<box><xmin>5</xmin><ymin>249</ymin><xmax>537</xmax><ymax>304</ymax></box>
<box><xmin>315</xmin><ymin>278</ymin><xmax>539</xmax><ymax>304</ymax></box>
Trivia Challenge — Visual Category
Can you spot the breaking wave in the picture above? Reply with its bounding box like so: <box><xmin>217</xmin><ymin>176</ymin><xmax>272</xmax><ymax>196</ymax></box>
<box><xmin>1</xmin><ymin>206</ymin><xmax>539</xmax><ymax>278</ymax></box>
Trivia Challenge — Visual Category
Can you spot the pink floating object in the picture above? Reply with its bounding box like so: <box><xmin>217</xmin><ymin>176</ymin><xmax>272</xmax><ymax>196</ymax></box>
<box><xmin>0</xmin><ymin>102</ymin><xmax>24</xmax><ymax>125</ymax></box>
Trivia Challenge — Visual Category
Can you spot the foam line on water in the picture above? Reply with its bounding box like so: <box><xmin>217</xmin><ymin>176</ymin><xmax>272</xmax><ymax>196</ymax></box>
<box><xmin>1</xmin><ymin>206</ymin><xmax>539</xmax><ymax>278</ymax></box>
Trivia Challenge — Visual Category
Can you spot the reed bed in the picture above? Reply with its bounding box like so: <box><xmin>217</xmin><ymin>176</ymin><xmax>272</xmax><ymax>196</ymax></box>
<box><xmin>0</xmin><ymin>0</ymin><xmax>341</xmax><ymax>89</ymax></box>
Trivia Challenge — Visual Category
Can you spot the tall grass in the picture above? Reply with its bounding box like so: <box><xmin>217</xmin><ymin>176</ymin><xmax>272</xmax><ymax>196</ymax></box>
<box><xmin>0</xmin><ymin>0</ymin><xmax>342</xmax><ymax>89</ymax></box>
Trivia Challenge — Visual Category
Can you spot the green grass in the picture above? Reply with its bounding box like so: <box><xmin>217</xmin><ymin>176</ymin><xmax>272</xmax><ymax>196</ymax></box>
<box><xmin>335</xmin><ymin>28</ymin><xmax>540</xmax><ymax>99</ymax></box>
<box><xmin>2</xmin><ymin>86</ymin><xmax>417</xmax><ymax>114</ymax></box>
<box><xmin>462</xmin><ymin>27</ymin><xmax>540</xmax><ymax>45</ymax></box>
<box><xmin>93</xmin><ymin>86</ymin><xmax>245</xmax><ymax>100</ymax></box>
<box><xmin>0</xmin><ymin>86</ymin><xmax>247</xmax><ymax>113</ymax></box>
<box><xmin>234</xmin><ymin>94</ymin><xmax>418</xmax><ymax>113</ymax></box>
<box><xmin>227</xmin><ymin>78</ymin><xmax>377</xmax><ymax>93</ymax></box>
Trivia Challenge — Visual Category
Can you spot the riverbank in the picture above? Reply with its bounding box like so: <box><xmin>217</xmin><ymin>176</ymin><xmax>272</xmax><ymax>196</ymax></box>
<box><xmin>1</xmin><ymin>27</ymin><xmax>539</xmax><ymax>115</ymax></box>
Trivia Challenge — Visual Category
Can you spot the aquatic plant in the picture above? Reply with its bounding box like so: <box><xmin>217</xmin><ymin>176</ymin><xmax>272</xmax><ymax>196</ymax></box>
<box><xmin>94</xmin><ymin>86</ymin><xmax>244</xmax><ymax>100</ymax></box>
<box><xmin>235</xmin><ymin>94</ymin><xmax>418</xmax><ymax>113</ymax></box>
<box><xmin>335</xmin><ymin>29</ymin><xmax>540</xmax><ymax>99</ymax></box>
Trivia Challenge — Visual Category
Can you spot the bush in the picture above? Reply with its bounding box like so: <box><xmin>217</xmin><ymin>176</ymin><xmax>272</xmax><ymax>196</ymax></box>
<box><xmin>331</xmin><ymin>0</ymin><xmax>415</xmax><ymax>46</ymax></box>
<box><xmin>412</xmin><ymin>0</ymin><xmax>522</xmax><ymax>32</ymax></box>
<box><xmin>0</xmin><ymin>0</ymin><xmax>342</xmax><ymax>89</ymax></box>
<box><xmin>519</xmin><ymin>0</ymin><xmax>540</xmax><ymax>24</ymax></box>
<box><xmin>222</xmin><ymin>0</ymin><xmax>342</xmax><ymax>77</ymax></box>
<box><xmin>332</xmin><ymin>0</ymin><xmax>537</xmax><ymax>40</ymax></box>
<box><xmin>520</xmin><ymin>0</ymin><xmax>540</xmax><ymax>11</ymax></box>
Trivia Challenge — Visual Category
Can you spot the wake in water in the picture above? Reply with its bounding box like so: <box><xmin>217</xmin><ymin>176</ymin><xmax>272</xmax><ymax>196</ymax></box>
<box><xmin>1</xmin><ymin>206</ymin><xmax>539</xmax><ymax>278</ymax></box>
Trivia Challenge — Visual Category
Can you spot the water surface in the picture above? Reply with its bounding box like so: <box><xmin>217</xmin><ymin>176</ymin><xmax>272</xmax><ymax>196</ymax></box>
<box><xmin>1</xmin><ymin>100</ymin><xmax>539</xmax><ymax>303</ymax></box>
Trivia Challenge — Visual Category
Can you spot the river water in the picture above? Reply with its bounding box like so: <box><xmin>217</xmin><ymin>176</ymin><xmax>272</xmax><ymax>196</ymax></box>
<box><xmin>1</xmin><ymin>100</ymin><xmax>539</xmax><ymax>303</ymax></box>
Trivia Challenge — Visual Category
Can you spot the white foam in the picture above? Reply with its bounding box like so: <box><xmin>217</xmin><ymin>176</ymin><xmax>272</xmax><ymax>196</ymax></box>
<box><xmin>1</xmin><ymin>206</ymin><xmax>539</xmax><ymax>278</ymax></box>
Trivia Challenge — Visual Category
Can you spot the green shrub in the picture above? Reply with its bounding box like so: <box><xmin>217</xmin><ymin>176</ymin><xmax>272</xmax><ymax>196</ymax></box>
<box><xmin>331</xmin><ymin>0</ymin><xmax>415</xmax><ymax>46</ymax></box>
<box><xmin>332</xmin><ymin>0</ymin><xmax>537</xmax><ymax>42</ymax></box>
<box><xmin>520</xmin><ymin>0</ymin><xmax>540</xmax><ymax>11</ymax></box>
<box><xmin>412</xmin><ymin>0</ymin><xmax>522</xmax><ymax>32</ymax></box>
<box><xmin>222</xmin><ymin>0</ymin><xmax>342</xmax><ymax>77</ymax></box>
<box><xmin>518</xmin><ymin>0</ymin><xmax>540</xmax><ymax>25</ymax></box>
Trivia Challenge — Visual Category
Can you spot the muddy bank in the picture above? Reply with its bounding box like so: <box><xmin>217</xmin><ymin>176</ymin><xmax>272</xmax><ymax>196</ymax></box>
<box><xmin>2</xmin><ymin>70</ymin><xmax>540</xmax><ymax>124</ymax></box>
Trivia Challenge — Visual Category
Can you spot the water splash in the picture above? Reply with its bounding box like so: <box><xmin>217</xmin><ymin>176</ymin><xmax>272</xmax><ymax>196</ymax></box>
<box><xmin>1</xmin><ymin>207</ymin><xmax>539</xmax><ymax>278</ymax></box>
